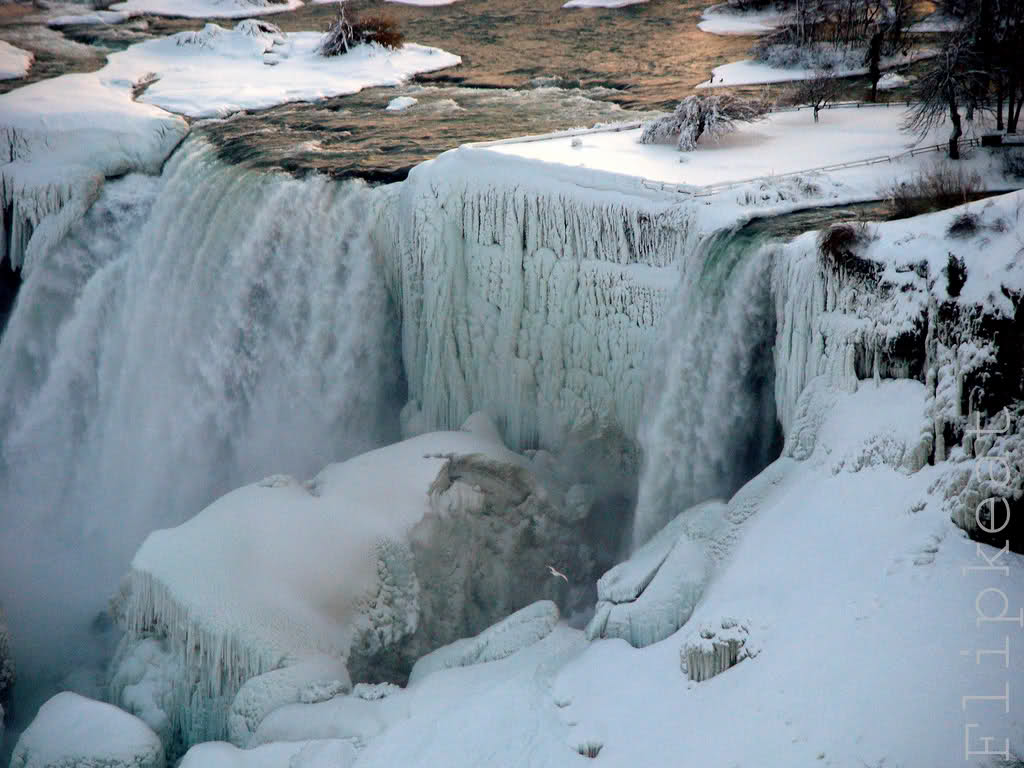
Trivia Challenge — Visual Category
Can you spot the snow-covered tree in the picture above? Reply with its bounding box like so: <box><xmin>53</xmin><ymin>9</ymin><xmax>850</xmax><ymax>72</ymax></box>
<box><xmin>639</xmin><ymin>94</ymin><xmax>771</xmax><ymax>152</ymax></box>
<box><xmin>793</xmin><ymin>68</ymin><xmax>843</xmax><ymax>121</ymax></box>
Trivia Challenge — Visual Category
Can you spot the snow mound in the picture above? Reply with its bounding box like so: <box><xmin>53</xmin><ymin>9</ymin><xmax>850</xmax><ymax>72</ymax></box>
<box><xmin>697</xmin><ymin>3</ymin><xmax>787</xmax><ymax>35</ymax></box>
<box><xmin>409</xmin><ymin>601</ymin><xmax>560</xmax><ymax>685</ymax></box>
<box><xmin>698</xmin><ymin>49</ymin><xmax>932</xmax><ymax>88</ymax></box>
<box><xmin>10</xmin><ymin>692</ymin><xmax>164</xmax><ymax>768</ymax></box>
<box><xmin>252</xmin><ymin>691</ymin><xmax>409</xmax><ymax>747</ymax></box>
<box><xmin>48</xmin><ymin>10</ymin><xmax>140</xmax><ymax>26</ymax></box>
<box><xmin>562</xmin><ymin>0</ymin><xmax>648</xmax><ymax>7</ymax></box>
<box><xmin>386</xmin><ymin>96</ymin><xmax>417</xmax><ymax>111</ymax></box>
<box><xmin>228</xmin><ymin>655</ymin><xmax>351</xmax><ymax>748</ymax></box>
<box><xmin>109</xmin><ymin>0</ymin><xmax>303</xmax><ymax>19</ymax></box>
<box><xmin>103</xmin><ymin>22</ymin><xmax>461</xmax><ymax>119</ymax></box>
<box><xmin>180</xmin><ymin>739</ymin><xmax>357</xmax><ymax>768</ymax></box>
<box><xmin>0</xmin><ymin>40</ymin><xmax>33</xmax><ymax>80</ymax></box>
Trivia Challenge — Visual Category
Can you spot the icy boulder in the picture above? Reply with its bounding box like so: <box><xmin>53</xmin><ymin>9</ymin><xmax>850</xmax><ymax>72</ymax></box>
<box><xmin>251</xmin><ymin>689</ymin><xmax>408</xmax><ymax>747</ymax></box>
<box><xmin>10</xmin><ymin>692</ymin><xmax>164</xmax><ymax>768</ymax></box>
<box><xmin>228</xmin><ymin>655</ymin><xmax>351</xmax><ymax>748</ymax></box>
<box><xmin>409</xmin><ymin>600</ymin><xmax>559</xmax><ymax>685</ymax></box>
<box><xmin>586</xmin><ymin>501</ymin><xmax>723</xmax><ymax>648</ymax></box>
<box><xmin>109</xmin><ymin>636</ymin><xmax>183</xmax><ymax>750</ymax></box>
<box><xmin>116</xmin><ymin>417</ymin><xmax>600</xmax><ymax>752</ymax></box>
<box><xmin>179</xmin><ymin>739</ymin><xmax>357</xmax><ymax>768</ymax></box>
<box><xmin>680</xmin><ymin>617</ymin><xmax>758</xmax><ymax>682</ymax></box>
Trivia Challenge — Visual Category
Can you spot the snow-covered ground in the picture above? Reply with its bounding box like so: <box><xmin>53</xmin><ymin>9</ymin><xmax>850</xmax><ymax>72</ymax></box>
<box><xmin>104</xmin><ymin>22</ymin><xmax>461</xmax><ymax>118</ymax></box>
<box><xmin>698</xmin><ymin>2</ymin><xmax>787</xmax><ymax>35</ymax></box>
<box><xmin>562</xmin><ymin>0</ymin><xmax>648</xmax><ymax>8</ymax></box>
<box><xmin>0</xmin><ymin>40</ymin><xmax>33</xmax><ymax>80</ymax></box>
<box><xmin>484</xmin><ymin>107</ymin><xmax>999</xmax><ymax>197</ymax></box>
<box><xmin>909</xmin><ymin>11</ymin><xmax>964</xmax><ymax>33</ymax></box>
<box><xmin>108</xmin><ymin>0</ymin><xmax>303</xmax><ymax>19</ymax></box>
<box><xmin>698</xmin><ymin>48</ymin><xmax>931</xmax><ymax>87</ymax></box>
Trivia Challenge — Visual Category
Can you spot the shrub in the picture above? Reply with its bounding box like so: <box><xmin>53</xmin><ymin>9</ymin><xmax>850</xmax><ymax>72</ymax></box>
<box><xmin>1003</xmin><ymin>148</ymin><xmax>1024</xmax><ymax>180</ymax></box>
<box><xmin>882</xmin><ymin>162</ymin><xmax>982</xmax><ymax>218</ymax></box>
<box><xmin>946</xmin><ymin>212</ymin><xmax>979</xmax><ymax>238</ymax></box>
<box><xmin>817</xmin><ymin>221</ymin><xmax>880</xmax><ymax>278</ymax></box>
<box><xmin>319</xmin><ymin>7</ymin><xmax>404</xmax><ymax>56</ymax></box>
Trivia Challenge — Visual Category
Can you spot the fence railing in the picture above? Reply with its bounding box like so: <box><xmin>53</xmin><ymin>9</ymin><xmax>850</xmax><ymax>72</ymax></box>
<box><xmin>641</xmin><ymin>136</ymin><xmax>985</xmax><ymax>198</ymax></box>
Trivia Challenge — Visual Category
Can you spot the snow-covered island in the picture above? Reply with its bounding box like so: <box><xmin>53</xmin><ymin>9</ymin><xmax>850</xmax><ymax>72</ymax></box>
<box><xmin>1</xmin><ymin>0</ymin><xmax>1022</xmax><ymax>767</ymax></box>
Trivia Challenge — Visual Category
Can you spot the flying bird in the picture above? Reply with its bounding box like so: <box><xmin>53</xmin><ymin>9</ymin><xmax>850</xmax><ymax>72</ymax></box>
<box><xmin>547</xmin><ymin>565</ymin><xmax>569</xmax><ymax>583</ymax></box>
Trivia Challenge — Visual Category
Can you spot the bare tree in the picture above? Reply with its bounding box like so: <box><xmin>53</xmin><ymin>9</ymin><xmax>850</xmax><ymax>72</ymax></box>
<box><xmin>794</xmin><ymin>68</ymin><xmax>843</xmax><ymax>121</ymax></box>
<box><xmin>640</xmin><ymin>94</ymin><xmax>772</xmax><ymax>152</ymax></box>
<box><xmin>904</xmin><ymin>32</ymin><xmax>988</xmax><ymax>159</ymax></box>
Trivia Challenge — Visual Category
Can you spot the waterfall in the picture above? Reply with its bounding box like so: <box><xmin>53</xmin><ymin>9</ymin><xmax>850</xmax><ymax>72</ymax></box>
<box><xmin>0</xmin><ymin>136</ymin><xmax>402</xmax><ymax>715</ymax></box>
<box><xmin>632</xmin><ymin>227</ymin><xmax>782</xmax><ymax>546</ymax></box>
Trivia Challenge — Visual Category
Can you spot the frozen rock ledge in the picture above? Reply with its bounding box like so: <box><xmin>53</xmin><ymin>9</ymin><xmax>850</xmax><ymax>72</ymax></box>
<box><xmin>11</xmin><ymin>692</ymin><xmax>164</xmax><ymax>768</ymax></box>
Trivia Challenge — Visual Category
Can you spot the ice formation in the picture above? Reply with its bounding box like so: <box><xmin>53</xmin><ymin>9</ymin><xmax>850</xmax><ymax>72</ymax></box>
<box><xmin>680</xmin><ymin>617</ymin><xmax>756</xmax><ymax>682</ymax></box>
<box><xmin>251</xmin><ymin>690</ymin><xmax>408</xmax><ymax>747</ymax></box>
<box><xmin>408</xmin><ymin>600</ymin><xmax>560</xmax><ymax>685</ymax></box>
<box><xmin>10</xmin><ymin>692</ymin><xmax>164</xmax><ymax>768</ymax></box>
<box><xmin>0</xmin><ymin>69</ymin><xmax>187</xmax><ymax>276</ymax></box>
<box><xmin>386</xmin><ymin>148</ymin><xmax>693</xmax><ymax>450</ymax></box>
<box><xmin>114</xmin><ymin>416</ymin><xmax>604</xmax><ymax>753</ymax></box>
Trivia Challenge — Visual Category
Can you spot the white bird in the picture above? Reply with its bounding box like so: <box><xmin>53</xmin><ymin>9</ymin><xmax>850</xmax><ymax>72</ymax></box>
<box><xmin>546</xmin><ymin>565</ymin><xmax>569</xmax><ymax>583</ymax></box>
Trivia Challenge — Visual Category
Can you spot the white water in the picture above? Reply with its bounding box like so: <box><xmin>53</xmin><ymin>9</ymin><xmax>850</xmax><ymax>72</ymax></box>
<box><xmin>0</xmin><ymin>137</ymin><xmax>402</xmax><ymax>721</ymax></box>
<box><xmin>632</xmin><ymin>228</ymin><xmax>781</xmax><ymax>546</ymax></box>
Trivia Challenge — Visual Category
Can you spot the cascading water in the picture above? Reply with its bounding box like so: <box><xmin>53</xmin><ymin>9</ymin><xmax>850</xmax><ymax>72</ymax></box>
<box><xmin>632</xmin><ymin>227</ymin><xmax>782</xmax><ymax>546</ymax></box>
<box><xmin>0</xmin><ymin>136</ymin><xmax>403</xmax><ymax>728</ymax></box>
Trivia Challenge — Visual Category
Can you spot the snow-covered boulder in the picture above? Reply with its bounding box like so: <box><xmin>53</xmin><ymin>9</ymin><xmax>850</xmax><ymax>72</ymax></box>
<box><xmin>0</xmin><ymin>40</ymin><xmax>33</xmax><ymax>80</ymax></box>
<box><xmin>10</xmin><ymin>692</ymin><xmax>164</xmax><ymax>768</ymax></box>
<box><xmin>409</xmin><ymin>600</ymin><xmax>559</xmax><ymax>685</ymax></box>
<box><xmin>228</xmin><ymin>655</ymin><xmax>351</xmax><ymax>748</ymax></box>
<box><xmin>109</xmin><ymin>636</ymin><xmax>183</xmax><ymax>750</ymax></box>
<box><xmin>251</xmin><ymin>689</ymin><xmax>408</xmax><ymax>747</ymax></box>
<box><xmin>115</xmin><ymin>417</ymin><xmax>602</xmax><ymax>752</ymax></box>
<box><xmin>179</xmin><ymin>739</ymin><xmax>357</xmax><ymax>768</ymax></box>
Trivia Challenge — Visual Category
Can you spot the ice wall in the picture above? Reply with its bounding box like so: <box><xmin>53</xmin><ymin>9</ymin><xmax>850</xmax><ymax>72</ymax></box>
<box><xmin>385</xmin><ymin>149</ymin><xmax>694</xmax><ymax>450</ymax></box>
<box><xmin>0</xmin><ymin>136</ymin><xmax>402</xmax><ymax>722</ymax></box>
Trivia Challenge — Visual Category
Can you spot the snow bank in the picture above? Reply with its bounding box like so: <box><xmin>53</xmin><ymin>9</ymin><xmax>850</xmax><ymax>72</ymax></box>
<box><xmin>180</xmin><ymin>740</ymin><xmax>357</xmax><ymax>768</ymax></box>
<box><xmin>251</xmin><ymin>689</ymin><xmax>408</xmax><ymax>746</ymax></box>
<box><xmin>0</xmin><ymin>40</ymin><xmax>33</xmax><ymax>80</ymax></box>
<box><xmin>48</xmin><ymin>10</ymin><xmax>140</xmax><ymax>26</ymax></box>
<box><xmin>103</xmin><ymin>21</ymin><xmax>461</xmax><ymax>119</ymax></box>
<box><xmin>409</xmin><ymin>601</ymin><xmax>560</xmax><ymax>685</ymax></box>
<box><xmin>697</xmin><ymin>3</ymin><xmax>787</xmax><ymax>35</ymax></box>
<box><xmin>698</xmin><ymin>49</ymin><xmax>931</xmax><ymax>87</ymax></box>
<box><xmin>386</xmin><ymin>147</ymin><xmax>690</xmax><ymax>449</ymax></box>
<box><xmin>562</xmin><ymin>0</ymin><xmax>648</xmax><ymax>8</ymax></box>
<box><xmin>386</xmin><ymin>0</ymin><xmax>459</xmax><ymax>5</ymax></box>
<box><xmin>109</xmin><ymin>0</ymin><xmax>303</xmax><ymax>19</ymax></box>
<box><xmin>10</xmin><ymin>692</ymin><xmax>164</xmax><ymax>768</ymax></box>
<box><xmin>386</xmin><ymin>96</ymin><xmax>417</xmax><ymax>111</ymax></box>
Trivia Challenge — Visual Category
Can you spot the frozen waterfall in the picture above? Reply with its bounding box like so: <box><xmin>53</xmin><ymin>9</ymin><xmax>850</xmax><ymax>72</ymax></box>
<box><xmin>632</xmin><ymin>227</ymin><xmax>782</xmax><ymax>546</ymax></box>
<box><xmin>0</xmin><ymin>136</ymin><xmax>402</xmax><ymax>717</ymax></box>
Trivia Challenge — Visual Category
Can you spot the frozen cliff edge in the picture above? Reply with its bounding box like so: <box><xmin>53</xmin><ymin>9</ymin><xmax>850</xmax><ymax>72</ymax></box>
<box><xmin>773</xmin><ymin>192</ymin><xmax>1024</xmax><ymax>550</ymax></box>
<box><xmin>382</xmin><ymin>147</ymin><xmax>697</xmax><ymax>450</ymax></box>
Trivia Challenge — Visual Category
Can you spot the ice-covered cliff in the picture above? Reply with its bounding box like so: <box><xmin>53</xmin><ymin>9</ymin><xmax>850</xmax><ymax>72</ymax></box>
<box><xmin>383</xmin><ymin>149</ymin><xmax>696</xmax><ymax>450</ymax></box>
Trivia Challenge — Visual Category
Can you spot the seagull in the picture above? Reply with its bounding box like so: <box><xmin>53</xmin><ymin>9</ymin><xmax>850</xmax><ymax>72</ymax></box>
<box><xmin>547</xmin><ymin>565</ymin><xmax>569</xmax><ymax>583</ymax></box>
